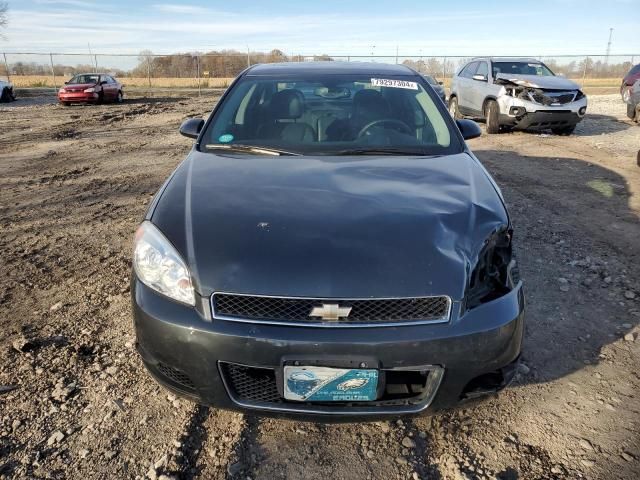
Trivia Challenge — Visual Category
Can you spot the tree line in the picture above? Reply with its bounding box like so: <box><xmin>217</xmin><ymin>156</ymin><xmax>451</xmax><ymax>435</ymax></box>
<box><xmin>1</xmin><ymin>49</ymin><xmax>635</xmax><ymax>79</ymax></box>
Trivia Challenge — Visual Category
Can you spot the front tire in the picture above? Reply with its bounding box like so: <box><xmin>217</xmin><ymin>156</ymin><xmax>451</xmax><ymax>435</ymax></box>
<box><xmin>116</xmin><ymin>90</ymin><xmax>123</xmax><ymax>103</ymax></box>
<box><xmin>448</xmin><ymin>96</ymin><xmax>461</xmax><ymax>119</ymax></box>
<box><xmin>485</xmin><ymin>100</ymin><xmax>500</xmax><ymax>134</ymax></box>
<box><xmin>621</xmin><ymin>86</ymin><xmax>631</xmax><ymax>103</ymax></box>
<box><xmin>551</xmin><ymin>125</ymin><xmax>576</xmax><ymax>135</ymax></box>
<box><xmin>97</xmin><ymin>89</ymin><xmax>104</xmax><ymax>104</ymax></box>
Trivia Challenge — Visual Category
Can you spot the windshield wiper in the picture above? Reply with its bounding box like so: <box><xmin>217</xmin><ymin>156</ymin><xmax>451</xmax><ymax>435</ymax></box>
<box><xmin>333</xmin><ymin>147</ymin><xmax>431</xmax><ymax>156</ymax></box>
<box><xmin>204</xmin><ymin>144</ymin><xmax>301</xmax><ymax>156</ymax></box>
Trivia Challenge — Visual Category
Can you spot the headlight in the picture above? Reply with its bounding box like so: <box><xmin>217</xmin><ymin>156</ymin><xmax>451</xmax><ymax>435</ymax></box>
<box><xmin>58</xmin><ymin>88</ymin><xmax>66</xmax><ymax>93</ymax></box>
<box><xmin>133</xmin><ymin>221</ymin><xmax>195</xmax><ymax>306</ymax></box>
<box><xmin>84</xmin><ymin>87</ymin><xmax>96</xmax><ymax>93</ymax></box>
<box><xmin>465</xmin><ymin>228</ymin><xmax>517</xmax><ymax>310</ymax></box>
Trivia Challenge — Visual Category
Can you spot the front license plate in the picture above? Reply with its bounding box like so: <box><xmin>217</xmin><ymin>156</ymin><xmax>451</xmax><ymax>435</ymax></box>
<box><xmin>283</xmin><ymin>366</ymin><xmax>378</xmax><ymax>402</ymax></box>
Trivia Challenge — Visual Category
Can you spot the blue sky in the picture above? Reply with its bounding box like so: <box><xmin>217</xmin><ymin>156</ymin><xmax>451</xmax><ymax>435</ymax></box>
<box><xmin>2</xmin><ymin>0</ymin><xmax>639</xmax><ymax>57</ymax></box>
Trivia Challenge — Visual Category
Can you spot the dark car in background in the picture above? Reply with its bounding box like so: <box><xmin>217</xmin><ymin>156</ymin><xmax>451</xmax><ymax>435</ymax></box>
<box><xmin>422</xmin><ymin>74</ymin><xmax>446</xmax><ymax>103</ymax></box>
<box><xmin>621</xmin><ymin>64</ymin><xmax>640</xmax><ymax>103</ymax></box>
<box><xmin>131</xmin><ymin>62</ymin><xmax>525</xmax><ymax>421</ymax></box>
<box><xmin>626</xmin><ymin>79</ymin><xmax>640</xmax><ymax>122</ymax></box>
<box><xmin>58</xmin><ymin>73</ymin><xmax>123</xmax><ymax>105</ymax></box>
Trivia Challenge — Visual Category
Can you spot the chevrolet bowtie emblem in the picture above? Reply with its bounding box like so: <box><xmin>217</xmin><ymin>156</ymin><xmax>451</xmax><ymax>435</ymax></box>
<box><xmin>309</xmin><ymin>303</ymin><xmax>352</xmax><ymax>321</ymax></box>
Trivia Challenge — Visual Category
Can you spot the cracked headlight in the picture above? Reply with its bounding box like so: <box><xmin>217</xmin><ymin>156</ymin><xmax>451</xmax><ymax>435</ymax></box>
<box><xmin>465</xmin><ymin>229</ymin><xmax>518</xmax><ymax>310</ymax></box>
<box><xmin>133</xmin><ymin>221</ymin><xmax>195</xmax><ymax>306</ymax></box>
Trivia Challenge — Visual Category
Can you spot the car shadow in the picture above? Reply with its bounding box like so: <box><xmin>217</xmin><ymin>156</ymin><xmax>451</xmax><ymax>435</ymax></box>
<box><xmin>474</xmin><ymin>149</ymin><xmax>639</xmax><ymax>388</ymax></box>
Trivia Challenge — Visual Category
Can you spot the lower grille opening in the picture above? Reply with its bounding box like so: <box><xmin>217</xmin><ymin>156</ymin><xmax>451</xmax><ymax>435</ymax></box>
<box><xmin>156</xmin><ymin>362</ymin><xmax>196</xmax><ymax>390</ymax></box>
<box><xmin>220</xmin><ymin>362</ymin><xmax>439</xmax><ymax>408</ymax></box>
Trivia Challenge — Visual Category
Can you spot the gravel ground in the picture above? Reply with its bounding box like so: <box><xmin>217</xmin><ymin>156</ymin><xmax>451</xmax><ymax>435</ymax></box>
<box><xmin>0</xmin><ymin>94</ymin><xmax>638</xmax><ymax>480</ymax></box>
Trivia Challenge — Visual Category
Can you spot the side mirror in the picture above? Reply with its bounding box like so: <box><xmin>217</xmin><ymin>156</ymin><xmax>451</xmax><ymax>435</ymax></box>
<box><xmin>64</xmin><ymin>81</ymin><xmax>69</xmax><ymax>85</ymax></box>
<box><xmin>456</xmin><ymin>119</ymin><xmax>482</xmax><ymax>140</ymax></box>
<box><xmin>438</xmin><ymin>81</ymin><xmax>444</xmax><ymax>85</ymax></box>
<box><xmin>100</xmin><ymin>80</ymin><xmax>108</xmax><ymax>85</ymax></box>
<box><xmin>472</xmin><ymin>74</ymin><xmax>487</xmax><ymax>82</ymax></box>
<box><xmin>179</xmin><ymin>118</ymin><xmax>204</xmax><ymax>139</ymax></box>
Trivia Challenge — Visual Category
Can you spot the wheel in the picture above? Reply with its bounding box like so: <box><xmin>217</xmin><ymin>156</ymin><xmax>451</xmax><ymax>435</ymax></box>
<box><xmin>0</xmin><ymin>87</ymin><xmax>10</xmax><ymax>103</ymax></box>
<box><xmin>116</xmin><ymin>90</ymin><xmax>123</xmax><ymax>103</ymax></box>
<box><xmin>60</xmin><ymin>101</ymin><xmax>71</xmax><ymax>107</ymax></box>
<box><xmin>621</xmin><ymin>86</ymin><xmax>631</xmax><ymax>103</ymax></box>
<box><xmin>448</xmin><ymin>96</ymin><xmax>461</xmax><ymax>119</ymax></box>
<box><xmin>97</xmin><ymin>89</ymin><xmax>104</xmax><ymax>104</ymax></box>
<box><xmin>551</xmin><ymin>125</ymin><xmax>576</xmax><ymax>135</ymax></box>
<box><xmin>485</xmin><ymin>100</ymin><xmax>500</xmax><ymax>134</ymax></box>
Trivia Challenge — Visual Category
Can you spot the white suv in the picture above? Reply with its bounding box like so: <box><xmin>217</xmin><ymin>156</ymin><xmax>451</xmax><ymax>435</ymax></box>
<box><xmin>449</xmin><ymin>57</ymin><xmax>587</xmax><ymax>135</ymax></box>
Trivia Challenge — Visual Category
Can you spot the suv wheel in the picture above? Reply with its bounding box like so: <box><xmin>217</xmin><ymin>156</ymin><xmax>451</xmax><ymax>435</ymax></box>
<box><xmin>448</xmin><ymin>96</ymin><xmax>461</xmax><ymax>119</ymax></box>
<box><xmin>621</xmin><ymin>86</ymin><xmax>631</xmax><ymax>103</ymax></box>
<box><xmin>485</xmin><ymin>100</ymin><xmax>500</xmax><ymax>134</ymax></box>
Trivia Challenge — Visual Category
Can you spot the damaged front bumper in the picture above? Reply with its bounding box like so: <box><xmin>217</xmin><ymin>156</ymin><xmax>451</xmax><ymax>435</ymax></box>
<box><xmin>497</xmin><ymin>92</ymin><xmax>587</xmax><ymax>131</ymax></box>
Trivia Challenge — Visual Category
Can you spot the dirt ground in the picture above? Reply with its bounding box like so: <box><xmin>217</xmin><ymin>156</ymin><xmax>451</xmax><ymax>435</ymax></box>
<box><xmin>0</xmin><ymin>93</ymin><xmax>638</xmax><ymax>480</ymax></box>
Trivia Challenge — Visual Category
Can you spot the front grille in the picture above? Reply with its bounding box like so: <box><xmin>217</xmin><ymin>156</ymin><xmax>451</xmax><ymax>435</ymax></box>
<box><xmin>220</xmin><ymin>362</ymin><xmax>282</xmax><ymax>403</ymax></box>
<box><xmin>212</xmin><ymin>293</ymin><xmax>450</xmax><ymax>326</ymax></box>
<box><xmin>529</xmin><ymin>91</ymin><xmax>576</xmax><ymax>106</ymax></box>
<box><xmin>156</xmin><ymin>362</ymin><xmax>196</xmax><ymax>390</ymax></box>
<box><xmin>219</xmin><ymin>362</ymin><xmax>443</xmax><ymax>409</ymax></box>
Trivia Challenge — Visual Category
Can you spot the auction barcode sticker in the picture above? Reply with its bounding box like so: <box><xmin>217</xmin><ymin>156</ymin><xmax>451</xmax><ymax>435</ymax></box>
<box><xmin>371</xmin><ymin>78</ymin><xmax>418</xmax><ymax>90</ymax></box>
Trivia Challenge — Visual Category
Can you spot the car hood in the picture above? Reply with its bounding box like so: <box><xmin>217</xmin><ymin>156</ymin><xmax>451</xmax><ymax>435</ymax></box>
<box><xmin>495</xmin><ymin>73</ymin><xmax>580</xmax><ymax>90</ymax></box>
<box><xmin>151</xmin><ymin>151</ymin><xmax>508</xmax><ymax>300</ymax></box>
<box><xmin>63</xmin><ymin>83</ymin><xmax>96</xmax><ymax>89</ymax></box>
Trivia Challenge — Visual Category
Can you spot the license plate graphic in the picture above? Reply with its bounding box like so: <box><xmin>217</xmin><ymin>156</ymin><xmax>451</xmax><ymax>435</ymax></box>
<box><xmin>283</xmin><ymin>366</ymin><xmax>378</xmax><ymax>401</ymax></box>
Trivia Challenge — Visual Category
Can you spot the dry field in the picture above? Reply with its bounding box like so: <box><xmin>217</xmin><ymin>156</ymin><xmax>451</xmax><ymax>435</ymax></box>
<box><xmin>0</xmin><ymin>93</ymin><xmax>638</xmax><ymax>480</ymax></box>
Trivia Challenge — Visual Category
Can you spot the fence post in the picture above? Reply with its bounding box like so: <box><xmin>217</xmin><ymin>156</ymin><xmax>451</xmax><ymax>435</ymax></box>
<box><xmin>196</xmin><ymin>55</ymin><xmax>201</xmax><ymax>97</ymax></box>
<box><xmin>442</xmin><ymin>57</ymin><xmax>446</xmax><ymax>82</ymax></box>
<box><xmin>2</xmin><ymin>53</ymin><xmax>10</xmax><ymax>83</ymax></box>
<box><xmin>49</xmin><ymin>53</ymin><xmax>57</xmax><ymax>90</ymax></box>
<box><xmin>147</xmin><ymin>57</ymin><xmax>151</xmax><ymax>88</ymax></box>
<box><xmin>94</xmin><ymin>54</ymin><xmax>98</xmax><ymax>71</ymax></box>
<box><xmin>247</xmin><ymin>46</ymin><xmax>251</xmax><ymax>68</ymax></box>
<box><xmin>582</xmin><ymin>56</ymin><xmax>588</xmax><ymax>89</ymax></box>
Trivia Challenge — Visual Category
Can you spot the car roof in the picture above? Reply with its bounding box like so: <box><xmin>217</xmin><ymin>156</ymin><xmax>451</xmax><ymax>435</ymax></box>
<box><xmin>245</xmin><ymin>61</ymin><xmax>416</xmax><ymax>76</ymax></box>
<box><xmin>472</xmin><ymin>57</ymin><xmax>543</xmax><ymax>63</ymax></box>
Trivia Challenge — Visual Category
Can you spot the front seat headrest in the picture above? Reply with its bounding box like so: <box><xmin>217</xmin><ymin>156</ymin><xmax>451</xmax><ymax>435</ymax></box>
<box><xmin>270</xmin><ymin>89</ymin><xmax>305</xmax><ymax>120</ymax></box>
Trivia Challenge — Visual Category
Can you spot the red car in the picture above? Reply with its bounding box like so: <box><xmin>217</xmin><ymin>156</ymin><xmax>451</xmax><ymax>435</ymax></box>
<box><xmin>58</xmin><ymin>73</ymin><xmax>123</xmax><ymax>105</ymax></box>
<box><xmin>621</xmin><ymin>64</ymin><xmax>640</xmax><ymax>102</ymax></box>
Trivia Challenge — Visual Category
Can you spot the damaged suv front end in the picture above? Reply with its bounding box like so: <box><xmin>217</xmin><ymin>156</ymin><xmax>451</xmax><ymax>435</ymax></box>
<box><xmin>495</xmin><ymin>72</ymin><xmax>587</xmax><ymax>133</ymax></box>
<box><xmin>450</xmin><ymin>58</ymin><xmax>587</xmax><ymax>135</ymax></box>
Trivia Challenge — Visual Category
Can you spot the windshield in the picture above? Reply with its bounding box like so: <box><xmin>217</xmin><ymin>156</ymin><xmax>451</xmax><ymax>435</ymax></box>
<box><xmin>68</xmin><ymin>74</ymin><xmax>100</xmax><ymax>84</ymax></box>
<box><xmin>201</xmin><ymin>73</ymin><xmax>461</xmax><ymax>155</ymax></box>
<box><xmin>492</xmin><ymin>62</ymin><xmax>555</xmax><ymax>78</ymax></box>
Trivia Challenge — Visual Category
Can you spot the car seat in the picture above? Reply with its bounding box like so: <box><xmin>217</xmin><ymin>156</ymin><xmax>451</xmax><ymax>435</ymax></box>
<box><xmin>257</xmin><ymin>89</ymin><xmax>316</xmax><ymax>142</ymax></box>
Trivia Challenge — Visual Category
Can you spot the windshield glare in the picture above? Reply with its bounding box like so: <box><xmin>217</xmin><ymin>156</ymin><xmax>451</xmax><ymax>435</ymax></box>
<box><xmin>492</xmin><ymin>62</ymin><xmax>554</xmax><ymax>78</ymax></box>
<box><xmin>202</xmin><ymin>74</ymin><xmax>460</xmax><ymax>155</ymax></box>
<box><xmin>69</xmin><ymin>74</ymin><xmax>100</xmax><ymax>84</ymax></box>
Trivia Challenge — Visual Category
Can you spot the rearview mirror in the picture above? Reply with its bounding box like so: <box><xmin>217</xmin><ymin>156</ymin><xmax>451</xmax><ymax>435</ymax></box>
<box><xmin>456</xmin><ymin>119</ymin><xmax>481</xmax><ymax>140</ymax></box>
<box><xmin>179</xmin><ymin>118</ymin><xmax>204</xmax><ymax>139</ymax></box>
<box><xmin>472</xmin><ymin>74</ymin><xmax>487</xmax><ymax>82</ymax></box>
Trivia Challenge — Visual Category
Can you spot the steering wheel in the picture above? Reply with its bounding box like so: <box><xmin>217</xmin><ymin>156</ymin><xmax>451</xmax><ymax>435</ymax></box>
<box><xmin>357</xmin><ymin>118</ymin><xmax>412</xmax><ymax>138</ymax></box>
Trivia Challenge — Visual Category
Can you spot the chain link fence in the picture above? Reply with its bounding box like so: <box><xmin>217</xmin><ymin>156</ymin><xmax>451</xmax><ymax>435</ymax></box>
<box><xmin>1</xmin><ymin>51</ymin><xmax>637</xmax><ymax>94</ymax></box>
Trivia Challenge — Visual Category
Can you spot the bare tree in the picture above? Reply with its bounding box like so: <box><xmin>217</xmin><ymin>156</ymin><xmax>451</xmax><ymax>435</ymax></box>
<box><xmin>0</xmin><ymin>2</ymin><xmax>8</xmax><ymax>39</ymax></box>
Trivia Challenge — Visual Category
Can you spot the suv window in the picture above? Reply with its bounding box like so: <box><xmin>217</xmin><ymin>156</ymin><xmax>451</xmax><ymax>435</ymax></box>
<box><xmin>459</xmin><ymin>62</ymin><xmax>478</xmax><ymax>79</ymax></box>
<box><xmin>475</xmin><ymin>62</ymin><xmax>488</xmax><ymax>79</ymax></box>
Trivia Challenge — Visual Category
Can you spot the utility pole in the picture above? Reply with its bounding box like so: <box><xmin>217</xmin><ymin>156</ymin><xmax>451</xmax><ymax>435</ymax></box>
<box><xmin>3</xmin><ymin>53</ymin><xmax>10</xmax><ymax>83</ymax></box>
<box><xmin>246</xmin><ymin>45</ymin><xmax>250</xmax><ymax>68</ymax></box>
<box><xmin>605</xmin><ymin>27</ymin><xmax>613</xmax><ymax>64</ymax></box>
<box><xmin>395</xmin><ymin>45</ymin><xmax>398</xmax><ymax>64</ymax></box>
